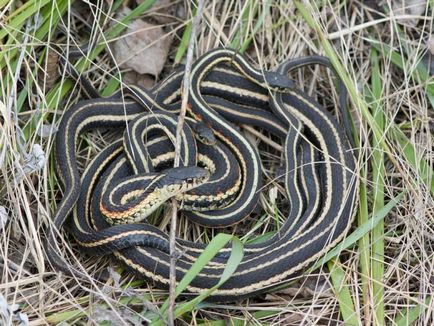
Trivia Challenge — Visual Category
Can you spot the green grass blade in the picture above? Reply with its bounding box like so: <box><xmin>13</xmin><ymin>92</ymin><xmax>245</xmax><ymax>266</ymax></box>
<box><xmin>46</xmin><ymin>310</ymin><xmax>86</xmax><ymax>324</ymax></box>
<box><xmin>230</xmin><ymin>0</ymin><xmax>257</xmax><ymax>50</ymax></box>
<box><xmin>238</xmin><ymin>0</ymin><xmax>272</xmax><ymax>53</ymax></box>
<box><xmin>394</xmin><ymin>296</ymin><xmax>432</xmax><ymax>326</ymax></box>
<box><xmin>0</xmin><ymin>0</ymin><xmax>52</xmax><ymax>40</ymax></box>
<box><xmin>368</xmin><ymin>40</ymin><xmax>434</xmax><ymax>96</ymax></box>
<box><xmin>100</xmin><ymin>77</ymin><xmax>121</xmax><ymax>97</ymax></box>
<box><xmin>327</xmin><ymin>258</ymin><xmax>361</xmax><ymax>325</ymax></box>
<box><xmin>390</xmin><ymin>127</ymin><xmax>434</xmax><ymax>194</ymax></box>
<box><xmin>46</xmin><ymin>291</ymin><xmax>156</xmax><ymax>324</ymax></box>
<box><xmin>368</xmin><ymin>40</ymin><xmax>434</xmax><ymax>193</ymax></box>
<box><xmin>0</xmin><ymin>0</ymin><xmax>10</xmax><ymax>9</ymax></box>
<box><xmin>357</xmin><ymin>166</ymin><xmax>370</xmax><ymax>320</ymax></box>
<box><xmin>4</xmin><ymin>0</ymin><xmax>71</xmax><ymax>138</ymax></box>
<box><xmin>154</xmin><ymin>234</ymin><xmax>243</xmax><ymax>324</ymax></box>
<box><xmin>174</xmin><ymin>15</ymin><xmax>193</xmax><ymax>64</ymax></box>
<box><xmin>196</xmin><ymin>310</ymin><xmax>277</xmax><ymax>326</ymax></box>
<box><xmin>175</xmin><ymin>22</ymin><xmax>192</xmax><ymax>64</ymax></box>
<box><xmin>173</xmin><ymin>234</ymin><xmax>232</xmax><ymax>299</ymax></box>
<box><xmin>312</xmin><ymin>192</ymin><xmax>404</xmax><ymax>270</ymax></box>
<box><xmin>369</xmin><ymin>48</ymin><xmax>386</xmax><ymax>326</ymax></box>
<box><xmin>197</xmin><ymin>321</ymin><xmax>226</xmax><ymax>326</ymax></box>
<box><xmin>171</xmin><ymin>237</ymin><xmax>244</xmax><ymax>318</ymax></box>
<box><xmin>0</xmin><ymin>0</ymin><xmax>64</xmax><ymax>73</ymax></box>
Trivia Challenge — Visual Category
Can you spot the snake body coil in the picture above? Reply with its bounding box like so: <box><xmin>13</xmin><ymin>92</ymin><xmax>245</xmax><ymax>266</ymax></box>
<box><xmin>48</xmin><ymin>48</ymin><xmax>358</xmax><ymax>301</ymax></box>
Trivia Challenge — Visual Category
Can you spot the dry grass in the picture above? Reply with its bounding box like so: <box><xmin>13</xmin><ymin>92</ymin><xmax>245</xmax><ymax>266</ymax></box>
<box><xmin>0</xmin><ymin>0</ymin><xmax>433</xmax><ymax>325</ymax></box>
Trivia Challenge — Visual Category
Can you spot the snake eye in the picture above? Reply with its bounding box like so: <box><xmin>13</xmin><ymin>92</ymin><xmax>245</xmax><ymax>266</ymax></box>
<box><xmin>186</xmin><ymin>178</ymin><xmax>194</xmax><ymax>184</ymax></box>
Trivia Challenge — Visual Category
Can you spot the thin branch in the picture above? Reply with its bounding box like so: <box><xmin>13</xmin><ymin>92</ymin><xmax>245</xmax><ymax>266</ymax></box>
<box><xmin>168</xmin><ymin>0</ymin><xmax>205</xmax><ymax>324</ymax></box>
<box><xmin>326</xmin><ymin>15</ymin><xmax>431</xmax><ymax>40</ymax></box>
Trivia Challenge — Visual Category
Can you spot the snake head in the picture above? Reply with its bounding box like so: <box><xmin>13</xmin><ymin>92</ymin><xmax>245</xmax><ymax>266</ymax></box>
<box><xmin>263</xmin><ymin>71</ymin><xmax>295</xmax><ymax>90</ymax></box>
<box><xmin>192</xmin><ymin>121</ymin><xmax>217</xmax><ymax>145</ymax></box>
<box><xmin>103</xmin><ymin>167</ymin><xmax>210</xmax><ymax>224</ymax></box>
<box><xmin>160</xmin><ymin>166</ymin><xmax>210</xmax><ymax>193</ymax></box>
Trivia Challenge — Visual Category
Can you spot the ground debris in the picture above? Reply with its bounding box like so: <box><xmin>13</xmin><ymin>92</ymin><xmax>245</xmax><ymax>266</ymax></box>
<box><xmin>111</xmin><ymin>8</ymin><xmax>173</xmax><ymax>76</ymax></box>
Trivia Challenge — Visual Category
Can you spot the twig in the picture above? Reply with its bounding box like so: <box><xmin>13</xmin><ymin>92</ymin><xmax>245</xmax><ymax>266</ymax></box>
<box><xmin>326</xmin><ymin>15</ymin><xmax>431</xmax><ymax>40</ymax></box>
<box><xmin>241</xmin><ymin>125</ymin><xmax>283</xmax><ymax>152</ymax></box>
<box><xmin>168</xmin><ymin>0</ymin><xmax>205</xmax><ymax>324</ymax></box>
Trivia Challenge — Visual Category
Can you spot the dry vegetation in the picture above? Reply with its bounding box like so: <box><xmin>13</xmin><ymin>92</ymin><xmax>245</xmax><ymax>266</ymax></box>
<box><xmin>0</xmin><ymin>0</ymin><xmax>433</xmax><ymax>325</ymax></box>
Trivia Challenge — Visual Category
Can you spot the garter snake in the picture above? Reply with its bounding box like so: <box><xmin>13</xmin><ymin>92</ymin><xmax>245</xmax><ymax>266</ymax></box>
<box><xmin>109</xmin><ymin>49</ymin><xmax>358</xmax><ymax>301</ymax></box>
<box><xmin>48</xmin><ymin>48</ymin><xmax>358</xmax><ymax>302</ymax></box>
<box><xmin>47</xmin><ymin>48</ymin><xmax>291</xmax><ymax>272</ymax></box>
